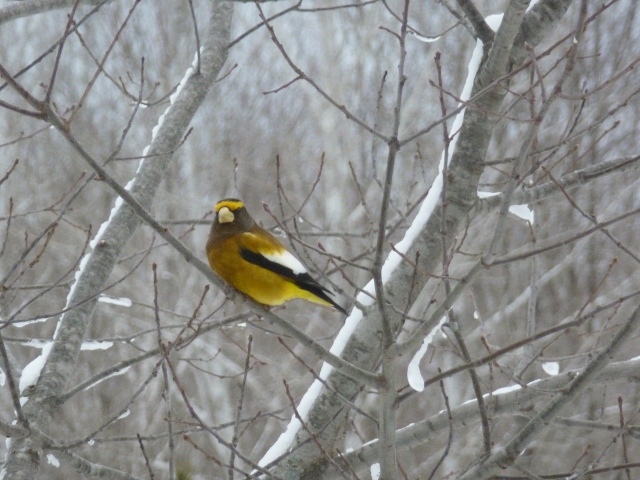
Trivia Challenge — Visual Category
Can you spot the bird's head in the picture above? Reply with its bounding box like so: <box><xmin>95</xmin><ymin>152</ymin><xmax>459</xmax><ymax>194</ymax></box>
<box><xmin>212</xmin><ymin>198</ymin><xmax>255</xmax><ymax>233</ymax></box>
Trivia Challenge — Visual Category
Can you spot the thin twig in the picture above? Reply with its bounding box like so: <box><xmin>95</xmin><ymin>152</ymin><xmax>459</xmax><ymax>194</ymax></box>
<box><xmin>278</xmin><ymin>338</ymin><xmax>377</xmax><ymax>424</ymax></box>
<box><xmin>254</xmin><ymin>1</ymin><xmax>389</xmax><ymax>143</ymax></box>
<box><xmin>137</xmin><ymin>433</ymin><xmax>155</xmax><ymax>480</ymax></box>
<box><xmin>0</xmin><ymin>329</ymin><xmax>26</xmax><ymax>425</ymax></box>
<box><xmin>427</xmin><ymin>370</ymin><xmax>453</xmax><ymax>480</ymax></box>
<box><xmin>165</xmin><ymin>355</ymin><xmax>284</xmax><ymax>480</ymax></box>
<box><xmin>153</xmin><ymin>264</ymin><xmax>174</xmax><ymax>480</ymax></box>
<box><xmin>542</xmin><ymin>165</ymin><xmax>640</xmax><ymax>264</ymax></box>
<box><xmin>229</xmin><ymin>335</ymin><xmax>253</xmax><ymax>480</ymax></box>
<box><xmin>46</xmin><ymin>0</ymin><xmax>81</xmax><ymax>103</ymax></box>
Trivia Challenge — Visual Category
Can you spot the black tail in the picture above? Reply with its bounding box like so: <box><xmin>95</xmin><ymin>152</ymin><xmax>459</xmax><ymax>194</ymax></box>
<box><xmin>295</xmin><ymin>273</ymin><xmax>348</xmax><ymax>315</ymax></box>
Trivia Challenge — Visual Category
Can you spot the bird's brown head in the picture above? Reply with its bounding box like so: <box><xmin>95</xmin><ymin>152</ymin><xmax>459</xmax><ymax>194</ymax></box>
<box><xmin>209</xmin><ymin>199</ymin><xmax>256</xmax><ymax>242</ymax></box>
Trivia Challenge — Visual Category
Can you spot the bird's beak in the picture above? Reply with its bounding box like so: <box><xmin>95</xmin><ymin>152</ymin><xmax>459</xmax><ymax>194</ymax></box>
<box><xmin>218</xmin><ymin>206</ymin><xmax>234</xmax><ymax>224</ymax></box>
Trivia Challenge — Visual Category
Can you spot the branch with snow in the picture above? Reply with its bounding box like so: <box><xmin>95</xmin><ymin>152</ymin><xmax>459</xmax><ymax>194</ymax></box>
<box><xmin>323</xmin><ymin>355</ymin><xmax>640</xmax><ymax>478</ymax></box>
<box><xmin>0</xmin><ymin>1</ymin><xmax>233</xmax><ymax>478</ymax></box>
<box><xmin>267</xmin><ymin>1</ymin><xmax>576</xmax><ymax>477</ymax></box>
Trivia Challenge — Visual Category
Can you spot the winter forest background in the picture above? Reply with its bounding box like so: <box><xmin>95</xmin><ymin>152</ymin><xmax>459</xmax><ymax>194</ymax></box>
<box><xmin>1</xmin><ymin>0</ymin><xmax>640</xmax><ymax>478</ymax></box>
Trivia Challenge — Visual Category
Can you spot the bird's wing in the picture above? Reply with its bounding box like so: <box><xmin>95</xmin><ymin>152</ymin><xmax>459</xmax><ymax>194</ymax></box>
<box><xmin>239</xmin><ymin>233</ymin><xmax>334</xmax><ymax>297</ymax></box>
<box><xmin>239</xmin><ymin>232</ymin><xmax>306</xmax><ymax>274</ymax></box>
<box><xmin>240</xmin><ymin>248</ymin><xmax>307</xmax><ymax>281</ymax></box>
<box><xmin>239</xmin><ymin>233</ymin><xmax>347</xmax><ymax>313</ymax></box>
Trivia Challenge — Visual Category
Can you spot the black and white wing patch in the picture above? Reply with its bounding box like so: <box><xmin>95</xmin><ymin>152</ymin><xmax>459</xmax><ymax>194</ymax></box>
<box><xmin>240</xmin><ymin>248</ymin><xmax>345</xmax><ymax>313</ymax></box>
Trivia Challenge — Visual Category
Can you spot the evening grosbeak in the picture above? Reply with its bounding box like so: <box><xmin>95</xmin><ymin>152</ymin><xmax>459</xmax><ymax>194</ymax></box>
<box><xmin>206</xmin><ymin>198</ymin><xmax>347</xmax><ymax>314</ymax></box>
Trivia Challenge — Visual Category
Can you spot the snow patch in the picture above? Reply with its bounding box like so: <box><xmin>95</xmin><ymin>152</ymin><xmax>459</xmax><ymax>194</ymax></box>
<box><xmin>64</xmin><ymin>252</ymin><xmax>92</xmax><ymax>305</ymax></box>
<box><xmin>509</xmin><ymin>204</ymin><xmax>534</xmax><ymax>223</ymax></box>
<box><xmin>407</xmin><ymin>316</ymin><xmax>447</xmax><ymax>391</ymax></box>
<box><xmin>82</xmin><ymin>366</ymin><xmax>131</xmax><ymax>391</ymax></box>
<box><xmin>13</xmin><ymin>317</ymin><xmax>49</xmax><ymax>328</ymax></box>
<box><xmin>486</xmin><ymin>14</ymin><xmax>504</xmax><ymax>32</ymax></box>
<box><xmin>410</xmin><ymin>32</ymin><xmax>440</xmax><ymax>43</ymax></box>
<box><xmin>542</xmin><ymin>362</ymin><xmax>560</xmax><ymax>376</ymax></box>
<box><xmin>370</xmin><ymin>463</ymin><xmax>381</xmax><ymax>480</ymax></box>
<box><xmin>98</xmin><ymin>295</ymin><xmax>132</xmax><ymax>307</ymax></box>
<box><xmin>477</xmin><ymin>191</ymin><xmax>499</xmax><ymax>198</ymax></box>
<box><xmin>19</xmin><ymin>342</ymin><xmax>53</xmax><ymax>394</ymax></box>
<box><xmin>81</xmin><ymin>341</ymin><xmax>114</xmax><ymax>351</ymax></box>
<box><xmin>492</xmin><ymin>384</ymin><xmax>522</xmax><ymax>395</ymax></box>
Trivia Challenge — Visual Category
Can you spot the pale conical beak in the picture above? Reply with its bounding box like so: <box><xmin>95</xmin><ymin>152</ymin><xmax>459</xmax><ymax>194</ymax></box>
<box><xmin>218</xmin><ymin>206</ymin><xmax>234</xmax><ymax>224</ymax></box>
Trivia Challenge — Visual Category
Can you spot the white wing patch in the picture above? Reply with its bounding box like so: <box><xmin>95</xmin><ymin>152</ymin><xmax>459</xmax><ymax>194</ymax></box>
<box><xmin>262</xmin><ymin>250</ymin><xmax>307</xmax><ymax>275</ymax></box>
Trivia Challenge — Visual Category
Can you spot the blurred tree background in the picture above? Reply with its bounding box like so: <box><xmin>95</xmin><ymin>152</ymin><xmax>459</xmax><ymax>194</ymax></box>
<box><xmin>1</xmin><ymin>0</ymin><xmax>640</xmax><ymax>478</ymax></box>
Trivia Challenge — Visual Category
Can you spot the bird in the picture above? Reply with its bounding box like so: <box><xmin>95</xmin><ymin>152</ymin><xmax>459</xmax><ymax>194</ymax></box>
<box><xmin>206</xmin><ymin>198</ymin><xmax>347</xmax><ymax>315</ymax></box>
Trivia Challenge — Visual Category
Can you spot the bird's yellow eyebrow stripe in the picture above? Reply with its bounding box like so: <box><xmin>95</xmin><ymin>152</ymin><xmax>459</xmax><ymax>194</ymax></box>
<box><xmin>215</xmin><ymin>200</ymin><xmax>244</xmax><ymax>212</ymax></box>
